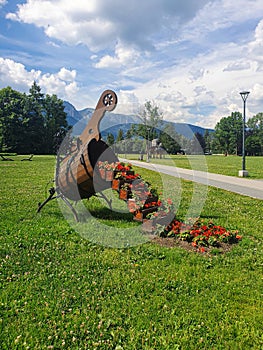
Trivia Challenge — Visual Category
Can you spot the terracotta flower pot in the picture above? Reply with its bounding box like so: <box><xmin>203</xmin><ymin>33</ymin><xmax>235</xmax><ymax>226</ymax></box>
<box><xmin>127</xmin><ymin>199</ymin><xmax>140</xmax><ymax>213</ymax></box>
<box><xmin>99</xmin><ymin>168</ymin><xmax>106</xmax><ymax>179</ymax></box>
<box><xmin>112</xmin><ymin>179</ymin><xmax>121</xmax><ymax>190</ymax></box>
<box><xmin>119</xmin><ymin>189</ymin><xmax>130</xmax><ymax>201</ymax></box>
<box><xmin>105</xmin><ymin>170</ymin><xmax>114</xmax><ymax>181</ymax></box>
<box><xmin>133</xmin><ymin>206</ymin><xmax>159</xmax><ymax>222</ymax></box>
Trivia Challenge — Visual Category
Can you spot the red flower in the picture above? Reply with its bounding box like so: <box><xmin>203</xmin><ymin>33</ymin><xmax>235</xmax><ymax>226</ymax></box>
<box><xmin>167</xmin><ymin>198</ymin><xmax>173</xmax><ymax>205</ymax></box>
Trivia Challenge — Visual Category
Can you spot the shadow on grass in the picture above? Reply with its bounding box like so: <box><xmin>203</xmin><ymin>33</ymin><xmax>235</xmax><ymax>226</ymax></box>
<box><xmin>199</xmin><ymin>214</ymin><xmax>223</xmax><ymax>220</ymax></box>
<box><xmin>88</xmin><ymin>206</ymin><xmax>134</xmax><ymax>222</ymax></box>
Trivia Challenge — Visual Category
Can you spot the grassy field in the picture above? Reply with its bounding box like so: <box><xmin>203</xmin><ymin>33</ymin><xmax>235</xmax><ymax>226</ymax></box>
<box><xmin>121</xmin><ymin>154</ymin><xmax>263</xmax><ymax>179</ymax></box>
<box><xmin>0</xmin><ymin>155</ymin><xmax>263</xmax><ymax>349</ymax></box>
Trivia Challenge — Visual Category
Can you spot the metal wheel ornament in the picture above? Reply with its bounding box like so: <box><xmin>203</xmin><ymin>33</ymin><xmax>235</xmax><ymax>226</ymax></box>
<box><xmin>103</xmin><ymin>93</ymin><xmax>114</xmax><ymax>107</ymax></box>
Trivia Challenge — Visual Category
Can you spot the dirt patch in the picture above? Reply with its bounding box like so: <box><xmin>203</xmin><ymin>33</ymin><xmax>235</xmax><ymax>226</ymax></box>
<box><xmin>148</xmin><ymin>235</ymin><xmax>234</xmax><ymax>255</ymax></box>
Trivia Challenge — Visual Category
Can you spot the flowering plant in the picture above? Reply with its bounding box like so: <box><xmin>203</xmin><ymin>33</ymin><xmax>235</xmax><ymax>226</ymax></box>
<box><xmin>160</xmin><ymin>219</ymin><xmax>242</xmax><ymax>252</ymax></box>
<box><xmin>110</xmin><ymin>161</ymin><xmax>242</xmax><ymax>253</ymax></box>
<box><xmin>97</xmin><ymin>160</ymin><xmax>106</xmax><ymax>169</ymax></box>
<box><xmin>119</xmin><ymin>182</ymin><xmax>131</xmax><ymax>191</ymax></box>
<box><xmin>114</xmin><ymin>162</ymin><xmax>133</xmax><ymax>172</ymax></box>
<box><xmin>146</xmin><ymin>197</ymin><xmax>174</xmax><ymax>219</ymax></box>
<box><xmin>105</xmin><ymin>162</ymin><xmax>116</xmax><ymax>171</ymax></box>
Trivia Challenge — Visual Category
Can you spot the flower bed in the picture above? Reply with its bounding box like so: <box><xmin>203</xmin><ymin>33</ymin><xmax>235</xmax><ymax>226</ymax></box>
<box><xmin>110</xmin><ymin>162</ymin><xmax>242</xmax><ymax>253</ymax></box>
<box><xmin>149</xmin><ymin>218</ymin><xmax>242</xmax><ymax>253</ymax></box>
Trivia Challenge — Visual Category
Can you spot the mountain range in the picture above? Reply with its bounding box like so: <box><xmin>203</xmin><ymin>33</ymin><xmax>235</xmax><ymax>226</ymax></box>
<box><xmin>63</xmin><ymin>101</ymin><xmax>214</xmax><ymax>140</ymax></box>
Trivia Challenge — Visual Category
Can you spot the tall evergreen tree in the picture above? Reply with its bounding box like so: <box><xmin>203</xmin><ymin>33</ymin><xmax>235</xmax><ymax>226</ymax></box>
<box><xmin>43</xmin><ymin>94</ymin><xmax>68</xmax><ymax>154</ymax></box>
<box><xmin>24</xmin><ymin>81</ymin><xmax>45</xmax><ymax>153</ymax></box>
<box><xmin>116</xmin><ymin>129</ymin><xmax>124</xmax><ymax>143</ymax></box>
<box><xmin>106</xmin><ymin>132</ymin><xmax>115</xmax><ymax>146</ymax></box>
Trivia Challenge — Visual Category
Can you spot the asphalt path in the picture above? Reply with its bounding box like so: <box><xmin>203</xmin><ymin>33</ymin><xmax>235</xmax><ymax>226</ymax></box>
<box><xmin>124</xmin><ymin>159</ymin><xmax>263</xmax><ymax>200</ymax></box>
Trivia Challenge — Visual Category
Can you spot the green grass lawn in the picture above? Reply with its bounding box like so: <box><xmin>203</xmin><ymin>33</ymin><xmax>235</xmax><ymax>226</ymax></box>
<box><xmin>122</xmin><ymin>153</ymin><xmax>263</xmax><ymax>179</ymax></box>
<box><xmin>0</xmin><ymin>155</ymin><xmax>262</xmax><ymax>349</ymax></box>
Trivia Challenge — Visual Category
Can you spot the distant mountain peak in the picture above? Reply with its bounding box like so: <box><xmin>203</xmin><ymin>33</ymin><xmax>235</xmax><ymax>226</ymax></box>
<box><xmin>64</xmin><ymin>101</ymin><xmax>214</xmax><ymax>139</ymax></box>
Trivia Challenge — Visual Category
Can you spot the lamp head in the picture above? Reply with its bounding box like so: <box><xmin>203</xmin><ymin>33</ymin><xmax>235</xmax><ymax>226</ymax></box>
<box><xmin>240</xmin><ymin>91</ymin><xmax>250</xmax><ymax>102</ymax></box>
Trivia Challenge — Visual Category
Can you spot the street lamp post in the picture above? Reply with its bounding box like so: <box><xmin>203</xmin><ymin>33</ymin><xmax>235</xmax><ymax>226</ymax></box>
<box><xmin>239</xmin><ymin>91</ymin><xmax>250</xmax><ymax>177</ymax></box>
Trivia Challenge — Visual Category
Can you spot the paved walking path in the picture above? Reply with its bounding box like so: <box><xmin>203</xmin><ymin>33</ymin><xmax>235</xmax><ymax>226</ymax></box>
<box><xmin>124</xmin><ymin>159</ymin><xmax>263</xmax><ymax>200</ymax></box>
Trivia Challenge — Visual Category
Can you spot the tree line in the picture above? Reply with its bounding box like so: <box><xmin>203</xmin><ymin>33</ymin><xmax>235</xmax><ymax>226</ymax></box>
<box><xmin>104</xmin><ymin>100</ymin><xmax>208</xmax><ymax>155</ymax></box>
<box><xmin>1</xmin><ymin>83</ymin><xmax>262</xmax><ymax>156</ymax></box>
<box><xmin>0</xmin><ymin>82</ymin><xmax>69</xmax><ymax>154</ymax></box>
<box><xmin>105</xmin><ymin>105</ymin><xmax>263</xmax><ymax>156</ymax></box>
<box><xmin>213</xmin><ymin>111</ymin><xmax>263</xmax><ymax>155</ymax></box>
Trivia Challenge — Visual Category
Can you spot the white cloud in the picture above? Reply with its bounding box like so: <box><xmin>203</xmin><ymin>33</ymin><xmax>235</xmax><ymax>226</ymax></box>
<box><xmin>0</xmin><ymin>0</ymin><xmax>7</xmax><ymax>7</ymax></box>
<box><xmin>129</xmin><ymin>33</ymin><xmax>263</xmax><ymax>128</ymax></box>
<box><xmin>4</xmin><ymin>0</ymin><xmax>263</xmax><ymax>128</ymax></box>
<box><xmin>223</xmin><ymin>61</ymin><xmax>251</xmax><ymax>72</ymax></box>
<box><xmin>57</xmin><ymin>67</ymin><xmax>76</xmax><ymax>82</ymax></box>
<box><xmin>114</xmin><ymin>90</ymin><xmax>140</xmax><ymax>115</ymax></box>
<box><xmin>94</xmin><ymin>42</ymin><xmax>140</xmax><ymax>69</ymax></box>
<box><xmin>250</xmin><ymin>83</ymin><xmax>263</xmax><ymax>101</ymax></box>
<box><xmin>248</xmin><ymin>19</ymin><xmax>263</xmax><ymax>68</ymax></box>
<box><xmin>182</xmin><ymin>0</ymin><xmax>263</xmax><ymax>41</ymax></box>
<box><xmin>6</xmin><ymin>0</ymin><xmax>210</xmax><ymax>52</ymax></box>
<box><xmin>189</xmin><ymin>68</ymin><xmax>208</xmax><ymax>82</ymax></box>
<box><xmin>0</xmin><ymin>57</ymin><xmax>79</xmax><ymax>101</ymax></box>
<box><xmin>0</xmin><ymin>57</ymin><xmax>41</xmax><ymax>87</ymax></box>
<box><xmin>254</xmin><ymin>19</ymin><xmax>263</xmax><ymax>43</ymax></box>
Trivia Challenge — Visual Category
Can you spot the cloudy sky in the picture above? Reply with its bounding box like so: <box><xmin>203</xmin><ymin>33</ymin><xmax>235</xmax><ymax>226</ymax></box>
<box><xmin>0</xmin><ymin>0</ymin><xmax>263</xmax><ymax>128</ymax></box>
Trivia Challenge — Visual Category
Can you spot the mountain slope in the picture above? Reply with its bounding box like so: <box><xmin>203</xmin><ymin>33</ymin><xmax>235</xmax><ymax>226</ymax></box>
<box><xmin>64</xmin><ymin>102</ymin><xmax>214</xmax><ymax>139</ymax></box>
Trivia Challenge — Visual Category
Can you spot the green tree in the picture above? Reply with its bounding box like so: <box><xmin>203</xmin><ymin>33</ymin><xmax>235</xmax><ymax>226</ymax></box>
<box><xmin>138</xmin><ymin>100</ymin><xmax>163</xmax><ymax>141</ymax></box>
<box><xmin>43</xmin><ymin>94</ymin><xmax>68</xmax><ymax>154</ymax></box>
<box><xmin>24</xmin><ymin>81</ymin><xmax>45</xmax><ymax>153</ymax></box>
<box><xmin>0</xmin><ymin>86</ymin><xmax>27</xmax><ymax>153</ymax></box>
<box><xmin>115</xmin><ymin>129</ymin><xmax>124</xmax><ymax>153</ymax></box>
<box><xmin>204</xmin><ymin>130</ymin><xmax>213</xmax><ymax>153</ymax></box>
<box><xmin>116</xmin><ymin>129</ymin><xmax>124</xmax><ymax>143</ymax></box>
<box><xmin>214</xmin><ymin>112</ymin><xmax>243</xmax><ymax>155</ymax></box>
<box><xmin>126</xmin><ymin>129</ymin><xmax>132</xmax><ymax>139</ymax></box>
<box><xmin>131</xmin><ymin>137</ymin><xmax>145</xmax><ymax>153</ymax></box>
<box><xmin>245</xmin><ymin>135</ymin><xmax>262</xmax><ymax>156</ymax></box>
<box><xmin>106</xmin><ymin>132</ymin><xmax>115</xmax><ymax>146</ymax></box>
<box><xmin>247</xmin><ymin>113</ymin><xmax>263</xmax><ymax>155</ymax></box>
<box><xmin>0</xmin><ymin>82</ymin><xmax>69</xmax><ymax>154</ymax></box>
<box><xmin>190</xmin><ymin>132</ymin><xmax>206</xmax><ymax>154</ymax></box>
<box><xmin>159</xmin><ymin>123</ymin><xmax>181</xmax><ymax>154</ymax></box>
<box><xmin>127</xmin><ymin>124</ymin><xmax>137</xmax><ymax>137</ymax></box>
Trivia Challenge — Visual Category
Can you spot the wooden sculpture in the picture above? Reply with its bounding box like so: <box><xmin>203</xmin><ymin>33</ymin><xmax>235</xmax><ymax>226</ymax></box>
<box><xmin>38</xmin><ymin>90</ymin><xmax>119</xmax><ymax>219</ymax></box>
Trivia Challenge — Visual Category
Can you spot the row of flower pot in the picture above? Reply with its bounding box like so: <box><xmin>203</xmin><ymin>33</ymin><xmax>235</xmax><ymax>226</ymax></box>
<box><xmin>97</xmin><ymin>161</ymin><xmax>174</xmax><ymax>231</ymax></box>
<box><xmin>97</xmin><ymin>161</ymin><xmax>242</xmax><ymax>250</ymax></box>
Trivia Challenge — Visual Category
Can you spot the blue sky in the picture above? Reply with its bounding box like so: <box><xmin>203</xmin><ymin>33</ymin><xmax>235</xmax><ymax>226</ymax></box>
<box><xmin>0</xmin><ymin>0</ymin><xmax>263</xmax><ymax>128</ymax></box>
